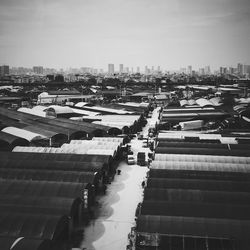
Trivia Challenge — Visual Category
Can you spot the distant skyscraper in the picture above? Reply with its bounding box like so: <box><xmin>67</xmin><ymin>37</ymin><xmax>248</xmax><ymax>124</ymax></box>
<box><xmin>237</xmin><ymin>63</ymin><xmax>243</xmax><ymax>75</ymax></box>
<box><xmin>187</xmin><ymin>65</ymin><xmax>192</xmax><ymax>75</ymax></box>
<box><xmin>33</xmin><ymin>66</ymin><xmax>43</xmax><ymax>74</ymax></box>
<box><xmin>145</xmin><ymin>66</ymin><xmax>149</xmax><ymax>74</ymax></box>
<box><xmin>151</xmin><ymin>66</ymin><xmax>154</xmax><ymax>72</ymax></box>
<box><xmin>108</xmin><ymin>64</ymin><xmax>115</xmax><ymax>75</ymax></box>
<box><xmin>119</xmin><ymin>64</ymin><xmax>123</xmax><ymax>74</ymax></box>
<box><xmin>180</xmin><ymin>68</ymin><xmax>186</xmax><ymax>74</ymax></box>
<box><xmin>131</xmin><ymin>67</ymin><xmax>134</xmax><ymax>74</ymax></box>
<box><xmin>204</xmin><ymin>66</ymin><xmax>211</xmax><ymax>75</ymax></box>
<box><xmin>137</xmin><ymin>67</ymin><xmax>140</xmax><ymax>73</ymax></box>
<box><xmin>228</xmin><ymin>67</ymin><xmax>234</xmax><ymax>75</ymax></box>
<box><xmin>157</xmin><ymin>66</ymin><xmax>160</xmax><ymax>72</ymax></box>
<box><xmin>243</xmin><ymin>64</ymin><xmax>250</xmax><ymax>75</ymax></box>
<box><xmin>0</xmin><ymin>65</ymin><xmax>9</xmax><ymax>76</ymax></box>
<box><xmin>125</xmin><ymin>67</ymin><xmax>129</xmax><ymax>74</ymax></box>
<box><xmin>199</xmin><ymin>68</ymin><xmax>205</xmax><ymax>75</ymax></box>
<box><xmin>220</xmin><ymin>67</ymin><xmax>227</xmax><ymax>74</ymax></box>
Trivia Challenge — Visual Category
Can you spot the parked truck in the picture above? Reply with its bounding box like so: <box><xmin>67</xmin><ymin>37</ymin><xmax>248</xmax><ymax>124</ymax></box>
<box><xmin>137</xmin><ymin>152</ymin><xmax>146</xmax><ymax>166</ymax></box>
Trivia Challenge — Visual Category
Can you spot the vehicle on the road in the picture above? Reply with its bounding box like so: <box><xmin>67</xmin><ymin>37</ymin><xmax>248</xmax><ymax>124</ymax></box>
<box><xmin>137</xmin><ymin>152</ymin><xmax>146</xmax><ymax>166</ymax></box>
<box><xmin>142</xmin><ymin>139</ymin><xmax>148</xmax><ymax>148</ymax></box>
<box><xmin>137</xmin><ymin>132</ymin><xmax>143</xmax><ymax>140</ymax></box>
<box><xmin>127</xmin><ymin>155</ymin><xmax>135</xmax><ymax>165</ymax></box>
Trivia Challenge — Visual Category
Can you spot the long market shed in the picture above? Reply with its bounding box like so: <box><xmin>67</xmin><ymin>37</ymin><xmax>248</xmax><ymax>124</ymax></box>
<box><xmin>0</xmin><ymin>158</ymin><xmax>106</xmax><ymax>173</ymax></box>
<box><xmin>0</xmin><ymin>237</ymin><xmax>52</xmax><ymax>250</ymax></box>
<box><xmin>150</xmin><ymin>161</ymin><xmax>250</xmax><ymax>174</ymax></box>
<box><xmin>148</xmin><ymin>168</ymin><xmax>250</xmax><ymax>181</ymax></box>
<box><xmin>1</xmin><ymin>151</ymin><xmax>112</xmax><ymax>167</ymax></box>
<box><xmin>0</xmin><ymin>131</ymin><xmax>29</xmax><ymax>150</ymax></box>
<box><xmin>143</xmin><ymin>188</ymin><xmax>250</xmax><ymax>205</ymax></box>
<box><xmin>2</xmin><ymin>127</ymin><xmax>46</xmax><ymax>142</ymax></box>
<box><xmin>146</xmin><ymin>178</ymin><xmax>250</xmax><ymax>192</ymax></box>
<box><xmin>0</xmin><ymin>213</ymin><xmax>70</xmax><ymax>241</ymax></box>
<box><xmin>0</xmin><ymin>195</ymin><xmax>82</xmax><ymax>227</ymax></box>
<box><xmin>0</xmin><ymin>107</ymin><xmax>110</xmax><ymax>138</ymax></box>
<box><xmin>154</xmin><ymin>146</ymin><xmax>249</xmax><ymax>157</ymax></box>
<box><xmin>0</xmin><ymin>179</ymin><xmax>87</xmax><ymax>200</ymax></box>
<box><xmin>140</xmin><ymin>200</ymin><xmax>250</xmax><ymax>220</ymax></box>
<box><xmin>154</xmin><ymin>153</ymin><xmax>250</xmax><ymax>164</ymax></box>
<box><xmin>136</xmin><ymin>215</ymin><xmax>250</xmax><ymax>240</ymax></box>
<box><xmin>0</xmin><ymin>168</ymin><xmax>99</xmax><ymax>185</ymax></box>
<box><xmin>156</xmin><ymin>141</ymin><xmax>250</xmax><ymax>150</ymax></box>
<box><xmin>11</xmin><ymin>238</ymin><xmax>53</xmax><ymax>250</ymax></box>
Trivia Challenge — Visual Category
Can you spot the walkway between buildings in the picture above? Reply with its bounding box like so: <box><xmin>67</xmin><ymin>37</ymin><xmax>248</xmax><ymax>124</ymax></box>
<box><xmin>80</xmin><ymin>158</ymin><xmax>148</xmax><ymax>250</ymax></box>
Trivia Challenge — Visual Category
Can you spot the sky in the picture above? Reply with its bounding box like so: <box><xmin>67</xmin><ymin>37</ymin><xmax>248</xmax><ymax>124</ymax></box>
<box><xmin>0</xmin><ymin>0</ymin><xmax>250</xmax><ymax>71</ymax></box>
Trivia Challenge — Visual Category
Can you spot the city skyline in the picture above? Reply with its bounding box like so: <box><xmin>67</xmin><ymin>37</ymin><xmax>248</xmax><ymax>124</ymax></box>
<box><xmin>1</xmin><ymin>0</ymin><xmax>250</xmax><ymax>70</ymax></box>
<box><xmin>5</xmin><ymin>62</ymin><xmax>250</xmax><ymax>73</ymax></box>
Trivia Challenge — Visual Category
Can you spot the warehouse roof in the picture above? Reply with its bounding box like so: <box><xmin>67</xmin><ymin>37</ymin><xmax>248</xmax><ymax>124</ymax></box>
<box><xmin>151</xmin><ymin>160</ymin><xmax>250</xmax><ymax>173</ymax></box>
<box><xmin>0</xmin><ymin>131</ymin><xmax>29</xmax><ymax>148</ymax></box>
<box><xmin>154</xmin><ymin>153</ymin><xmax>250</xmax><ymax>164</ymax></box>
<box><xmin>2</xmin><ymin>127</ymin><xmax>46</xmax><ymax>142</ymax></box>
<box><xmin>136</xmin><ymin>215</ymin><xmax>250</xmax><ymax>239</ymax></box>
<box><xmin>0</xmin><ymin>213</ymin><xmax>69</xmax><ymax>240</ymax></box>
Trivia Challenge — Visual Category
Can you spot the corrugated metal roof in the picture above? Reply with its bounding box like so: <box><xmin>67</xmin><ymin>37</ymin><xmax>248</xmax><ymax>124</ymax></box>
<box><xmin>136</xmin><ymin>215</ymin><xmax>250</xmax><ymax>239</ymax></box>
<box><xmin>144</xmin><ymin>188</ymin><xmax>250</xmax><ymax>205</ymax></box>
<box><xmin>154</xmin><ymin>154</ymin><xmax>250</xmax><ymax>164</ymax></box>
<box><xmin>154</xmin><ymin>147</ymin><xmax>249</xmax><ymax>157</ymax></box>
<box><xmin>0</xmin><ymin>213</ymin><xmax>69</xmax><ymax>240</ymax></box>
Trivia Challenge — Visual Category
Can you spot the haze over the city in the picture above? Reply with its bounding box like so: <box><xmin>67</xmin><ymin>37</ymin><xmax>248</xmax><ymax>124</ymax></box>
<box><xmin>0</xmin><ymin>0</ymin><xmax>250</xmax><ymax>71</ymax></box>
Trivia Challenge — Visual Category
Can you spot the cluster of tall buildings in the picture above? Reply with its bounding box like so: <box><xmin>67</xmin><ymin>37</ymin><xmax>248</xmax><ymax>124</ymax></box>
<box><xmin>180</xmin><ymin>65</ymin><xmax>211</xmax><ymax>75</ymax></box>
<box><xmin>108</xmin><ymin>64</ymin><xmax>161</xmax><ymax>75</ymax></box>
<box><xmin>1</xmin><ymin>62</ymin><xmax>250</xmax><ymax>78</ymax></box>
<box><xmin>33</xmin><ymin>66</ymin><xmax>44</xmax><ymax>75</ymax></box>
<box><xmin>0</xmin><ymin>65</ymin><xmax>9</xmax><ymax>76</ymax></box>
<box><xmin>219</xmin><ymin>63</ymin><xmax>250</xmax><ymax>76</ymax></box>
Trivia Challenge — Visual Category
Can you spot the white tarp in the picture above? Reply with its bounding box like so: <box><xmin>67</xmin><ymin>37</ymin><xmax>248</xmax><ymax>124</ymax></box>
<box><xmin>2</xmin><ymin>127</ymin><xmax>46</xmax><ymax>142</ymax></box>
<box><xmin>17</xmin><ymin>107</ymin><xmax>46</xmax><ymax>117</ymax></box>
<box><xmin>196</xmin><ymin>98</ymin><xmax>213</xmax><ymax>107</ymax></box>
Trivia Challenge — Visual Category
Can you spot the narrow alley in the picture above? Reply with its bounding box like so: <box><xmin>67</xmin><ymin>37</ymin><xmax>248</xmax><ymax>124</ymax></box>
<box><xmin>79</xmin><ymin>107</ymin><xmax>160</xmax><ymax>250</ymax></box>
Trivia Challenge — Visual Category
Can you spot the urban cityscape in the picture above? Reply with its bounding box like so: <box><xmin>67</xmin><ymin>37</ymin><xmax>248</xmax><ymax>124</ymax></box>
<box><xmin>1</xmin><ymin>62</ymin><xmax>250</xmax><ymax>85</ymax></box>
<box><xmin>0</xmin><ymin>0</ymin><xmax>250</xmax><ymax>250</ymax></box>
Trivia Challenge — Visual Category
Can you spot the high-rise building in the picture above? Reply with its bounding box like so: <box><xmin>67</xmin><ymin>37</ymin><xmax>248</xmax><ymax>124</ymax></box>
<box><xmin>108</xmin><ymin>64</ymin><xmax>115</xmax><ymax>75</ymax></box>
<box><xmin>237</xmin><ymin>63</ymin><xmax>243</xmax><ymax>75</ymax></box>
<box><xmin>157</xmin><ymin>66</ymin><xmax>160</xmax><ymax>72</ymax></box>
<box><xmin>219</xmin><ymin>67</ymin><xmax>227</xmax><ymax>75</ymax></box>
<box><xmin>228</xmin><ymin>67</ymin><xmax>234</xmax><ymax>74</ymax></box>
<box><xmin>136</xmin><ymin>67</ymin><xmax>140</xmax><ymax>73</ymax></box>
<box><xmin>187</xmin><ymin>65</ymin><xmax>192</xmax><ymax>75</ymax></box>
<box><xmin>0</xmin><ymin>65</ymin><xmax>10</xmax><ymax>76</ymax></box>
<box><xmin>33</xmin><ymin>66</ymin><xmax>43</xmax><ymax>74</ymax></box>
<box><xmin>243</xmin><ymin>64</ymin><xmax>250</xmax><ymax>75</ymax></box>
<box><xmin>180</xmin><ymin>68</ymin><xmax>186</xmax><ymax>74</ymax></box>
<box><xmin>145</xmin><ymin>66</ymin><xmax>150</xmax><ymax>74</ymax></box>
<box><xmin>125</xmin><ymin>67</ymin><xmax>129</xmax><ymax>74</ymax></box>
<box><xmin>119</xmin><ymin>64</ymin><xmax>123</xmax><ymax>74</ymax></box>
<box><xmin>204</xmin><ymin>66</ymin><xmax>211</xmax><ymax>75</ymax></box>
<box><xmin>199</xmin><ymin>68</ymin><xmax>205</xmax><ymax>75</ymax></box>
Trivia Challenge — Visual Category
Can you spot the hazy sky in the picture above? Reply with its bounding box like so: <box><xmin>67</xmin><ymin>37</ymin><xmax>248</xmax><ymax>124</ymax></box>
<box><xmin>0</xmin><ymin>0</ymin><xmax>250</xmax><ymax>71</ymax></box>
